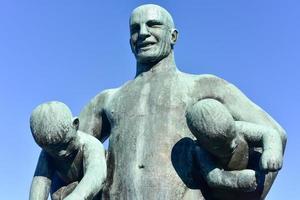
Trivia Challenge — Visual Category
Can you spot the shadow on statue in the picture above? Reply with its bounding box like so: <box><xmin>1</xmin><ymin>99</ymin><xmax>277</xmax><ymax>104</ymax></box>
<box><xmin>171</xmin><ymin>137</ymin><xmax>268</xmax><ymax>200</ymax></box>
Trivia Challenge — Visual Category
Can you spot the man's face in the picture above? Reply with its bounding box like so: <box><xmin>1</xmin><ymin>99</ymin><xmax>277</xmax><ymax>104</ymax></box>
<box><xmin>130</xmin><ymin>6</ymin><xmax>174</xmax><ymax>64</ymax></box>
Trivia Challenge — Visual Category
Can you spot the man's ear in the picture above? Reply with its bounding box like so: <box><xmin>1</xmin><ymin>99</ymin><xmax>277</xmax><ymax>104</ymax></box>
<box><xmin>170</xmin><ymin>29</ymin><xmax>178</xmax><ymax>45</ymax></box>
<box><xmin>72</xmin><ymin>117</ymin><xmax>79</xmax><ymax>130</ymax></box>
<box><xmin>129</xmin><ymin>38</ymin><xmax>135</xmax><ymax>54</ymax></box>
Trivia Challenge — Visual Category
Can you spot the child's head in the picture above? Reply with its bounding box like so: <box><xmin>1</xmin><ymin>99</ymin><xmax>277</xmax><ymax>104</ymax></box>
<box><xmin>30</xmin><ymin>101</ymin><xmax>79</xmax><ymax>156</ymax></box>
<box><xmin>187</xmin><ymin>99</ymin><xmax>236</xmax><ymax>157</ymax></box>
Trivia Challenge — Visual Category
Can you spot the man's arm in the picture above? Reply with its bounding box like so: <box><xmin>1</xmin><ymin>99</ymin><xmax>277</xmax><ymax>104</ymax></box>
<box><xmin>226</xmin><ymin>81</ymin><xmax>286</xmax><ymax>148</ymax></box>
<box><xmin>79</xmin><ymin>89</ymin><xmax>114</xmax><ymax>142</ymax></box>
<box><xmin>29</xmin><ymin>150</ymin><xmax>54</xmax><ymax>200</ymax></box>
<box><xmin>194</xmin><ymin>145</ymin><xmax>257</xmax><ymax>191</ymax></box>
<box><xmin>64</xmin><ymin>133</ymin><xmax>107</xmax><ymax>200</ymax></box>
<box><xmin>235</xmin><ymin>121</ymin><xmax>283</xmax><ymax>171</ymax></box>
<box><xmin>197</xmin><ymin>75</ymin><xmax>287</xmax><ymax>149</ymax></box>
<box><xmin>195</xmin><ymin>75</ymin><xmax>287</xmax><ymax>198</ymax></box>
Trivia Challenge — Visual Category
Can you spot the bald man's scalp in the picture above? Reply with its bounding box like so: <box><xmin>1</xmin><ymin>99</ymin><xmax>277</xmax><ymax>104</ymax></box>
<box><xmin>130</xmin><ymin>4</ymin><xmax>175</xmax><ymax>29</ymax></box>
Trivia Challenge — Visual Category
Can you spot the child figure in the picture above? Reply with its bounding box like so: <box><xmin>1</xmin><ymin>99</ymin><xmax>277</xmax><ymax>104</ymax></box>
<box><xmin>186</xmin><ymin>99</ymin><xmax>284</xmax><ymax>199</ymax></box>
<box><xmin>29</xmin><ymin>101</ymin><xmax>107</xmax><ymax>200</ymax></box>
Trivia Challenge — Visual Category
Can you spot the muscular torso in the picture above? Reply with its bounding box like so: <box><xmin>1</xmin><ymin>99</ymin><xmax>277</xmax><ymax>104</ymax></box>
<box><xmin>101</xmin><ymin>69</ymin><xmax>213</xmax><ymax>199</ymax></box>
<box><xmin>80</xmin><ymin>67</ymin><xmax>279</xmax><ymax>200</ymax></box>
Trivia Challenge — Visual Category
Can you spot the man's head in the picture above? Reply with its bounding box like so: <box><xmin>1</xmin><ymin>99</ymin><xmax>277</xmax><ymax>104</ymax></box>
<box><xmin>129</xmin><ymin>4</ymin><xmax>178</xmax><ymax>64</ymax></box>
<box><xmin>30</xmin><ymin>101</ymin><xmax>79</xmax><ymax>157</ymax></box>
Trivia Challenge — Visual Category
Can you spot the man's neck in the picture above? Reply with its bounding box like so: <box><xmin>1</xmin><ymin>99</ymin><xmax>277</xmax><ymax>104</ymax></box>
<box><xmin>135</xmin><ymin>51</ymin><xmax>177</xmax><ymax>77</ymax></box>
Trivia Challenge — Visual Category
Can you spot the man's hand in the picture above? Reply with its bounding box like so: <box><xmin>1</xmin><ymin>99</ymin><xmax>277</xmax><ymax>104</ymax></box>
<box><xmin>260</xmin><ymin>149</ymin><xmax>283</xmax><ymax>172</ymax></box>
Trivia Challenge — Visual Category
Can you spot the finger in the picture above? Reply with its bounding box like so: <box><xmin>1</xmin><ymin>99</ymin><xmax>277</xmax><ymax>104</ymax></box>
<box><xmin>262</xmin><ymin>160</ymin><xmax>269</xmax><ymax>170</ymax></box>
<box><xmin>269</xmin><ymin>161</ymin><xmax>275</xmax><ymax>170</ymax></box>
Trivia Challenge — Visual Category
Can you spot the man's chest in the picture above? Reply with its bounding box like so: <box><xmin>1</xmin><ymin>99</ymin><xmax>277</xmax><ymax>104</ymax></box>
<box><xmin>107</xmin><ymin>74</ymin><xmax>190</xmax><ymax>120</ymax></box>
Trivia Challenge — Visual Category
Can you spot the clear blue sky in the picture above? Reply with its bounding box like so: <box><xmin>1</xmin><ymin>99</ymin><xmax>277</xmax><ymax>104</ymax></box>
<box><xmin>1</xmin><ymin>0</ymin><xmax>298</xmax><ymax>199</ymax></box>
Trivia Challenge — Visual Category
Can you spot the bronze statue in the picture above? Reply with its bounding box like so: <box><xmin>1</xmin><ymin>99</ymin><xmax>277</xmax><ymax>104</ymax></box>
<box><xmin>78</xmin><ymin>4</ymin><xmax>286</xmax><ymax>200</ymax></box>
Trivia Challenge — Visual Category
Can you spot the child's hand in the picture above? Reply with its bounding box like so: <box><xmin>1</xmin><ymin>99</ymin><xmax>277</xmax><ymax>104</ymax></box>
<box><xmin>63</xmin><ymin>192</ymin><xmax>81</xmax><ymax>200</ymax></box>
<box><xmin>260</xmin><ymin>149</ymin><xmax>283</xmax><ymax>172</ymax></box>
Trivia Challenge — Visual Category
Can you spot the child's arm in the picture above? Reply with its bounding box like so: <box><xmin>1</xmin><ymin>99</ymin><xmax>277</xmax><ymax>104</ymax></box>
<box><xmin>29</xmin><ymin>150</ymin><xmax>54</xmax><ymax>200</ymax></box>
<box><xmin>235</xmin><ymin>121</ymin><xmax>283</xmax><ymax>171</ymax></box>
<box><xmin>64</xmin><ymin>133</ymin><xmax>107</xmax><ymax>200</ymax></box>
<box><xmin>194</xmin><ymin>145</ymin><xmax>257</xmax><ymax>192</ymax></box>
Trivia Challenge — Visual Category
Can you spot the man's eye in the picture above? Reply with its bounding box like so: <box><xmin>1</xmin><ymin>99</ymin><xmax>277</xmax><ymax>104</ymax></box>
<box><xmin>147</xmin><ymin>21</ymin><xmax>162</xmax><ymax>27</ymax></box>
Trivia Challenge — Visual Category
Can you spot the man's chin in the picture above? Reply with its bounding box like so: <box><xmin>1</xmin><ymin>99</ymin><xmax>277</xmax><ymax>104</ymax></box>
<box><xmin>137</xmin><ymin>56</ymin><xmax>157</xmax><ymax>64</ymax></box>
<box><xmin>136</xmin><ymin>52</ymin><xmax>164</xmax><ymax>64</ymax></box>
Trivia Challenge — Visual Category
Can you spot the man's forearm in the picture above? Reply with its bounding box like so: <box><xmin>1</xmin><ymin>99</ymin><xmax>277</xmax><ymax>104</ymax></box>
<box><xmin>262</xmin><ymin>129</ymin><xmax>282</xmax><ymax>154</ymax></box>
<box><xmin>235</xmin><ymin>121</ymin><xmax>282</xmax><ymax>154</ymax></box>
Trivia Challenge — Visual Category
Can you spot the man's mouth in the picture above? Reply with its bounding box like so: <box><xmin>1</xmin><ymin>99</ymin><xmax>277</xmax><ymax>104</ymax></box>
<box><xmin>137</xmin><ymin>41</ymin><xmax>156</xmax><ymax>50</ymax></box>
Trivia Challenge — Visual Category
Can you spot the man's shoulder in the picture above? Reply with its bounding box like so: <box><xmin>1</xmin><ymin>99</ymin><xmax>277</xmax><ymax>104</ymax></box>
<box><xmin>83</xmin><ymin>87</ymin><xmax>119</xmax><ymax>109</ymax></box>
<box><xmin>92</xmin><ymin>88</ymin><xmax>119</xmax><ymax>102</ymax></box>
<box><xmin>178</xmin><ymin>71</ymin><xmax>228</xmax><ymax>85</ymax></box>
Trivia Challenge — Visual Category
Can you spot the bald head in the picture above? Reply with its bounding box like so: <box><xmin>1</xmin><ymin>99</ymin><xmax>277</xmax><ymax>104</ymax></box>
<box><xmin>130</xmin><ymin>4</ymin><xmax>175</xmax><ymax>30</ymax></box>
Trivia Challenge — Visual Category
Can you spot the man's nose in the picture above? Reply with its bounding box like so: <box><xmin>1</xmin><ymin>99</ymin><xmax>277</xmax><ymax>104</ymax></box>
<box><xmin>139</xmin><ymin>24</ymin><xmax>150</xmax><ymax>38</ymax></box>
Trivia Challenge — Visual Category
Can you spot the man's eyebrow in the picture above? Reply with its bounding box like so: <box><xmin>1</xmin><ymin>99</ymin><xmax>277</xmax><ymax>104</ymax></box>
<box><xmin>147</xmin><ymin>19</ymin><xmax>163</xmax><ymax>25</ymax></box>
